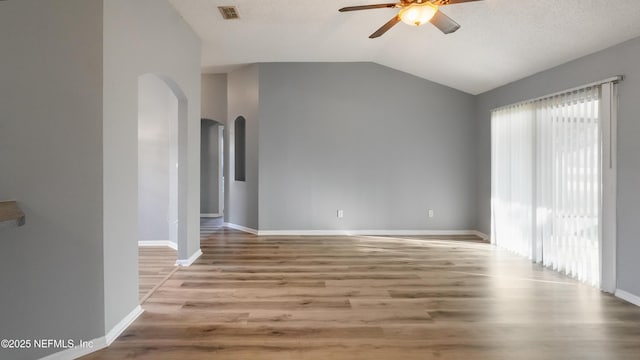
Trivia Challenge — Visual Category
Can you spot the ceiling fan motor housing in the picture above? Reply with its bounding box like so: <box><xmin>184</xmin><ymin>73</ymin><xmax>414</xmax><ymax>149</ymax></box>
<box><xmin>339</xmin><ymin>0</ymin><xmax>480</xmax><ymax>38</ymax></box>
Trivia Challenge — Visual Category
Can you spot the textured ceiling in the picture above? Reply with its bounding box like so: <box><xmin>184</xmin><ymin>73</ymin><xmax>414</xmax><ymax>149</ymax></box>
<box><xmin>168</xmin><ymin>0</ymin><xmax>640</xmax><ymax>94</ymax></box>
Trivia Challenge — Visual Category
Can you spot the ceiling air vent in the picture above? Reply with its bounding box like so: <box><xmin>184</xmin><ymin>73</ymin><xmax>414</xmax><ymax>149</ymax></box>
<box><xmin>218</xmin><ymin>6</ymin><xmax>239</xmax><ymax>20</ymax></box>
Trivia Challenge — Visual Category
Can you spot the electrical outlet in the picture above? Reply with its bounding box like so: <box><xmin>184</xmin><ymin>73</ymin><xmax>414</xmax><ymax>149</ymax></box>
<box><xmin>337</xmin><ymin>209</ymin><xmax>344</xmax><ymax>219</ymax></box>
<box><xmin>428</xmin><ymin>209</ymin><xmax>435</xmax><ymax>218</ymax></box>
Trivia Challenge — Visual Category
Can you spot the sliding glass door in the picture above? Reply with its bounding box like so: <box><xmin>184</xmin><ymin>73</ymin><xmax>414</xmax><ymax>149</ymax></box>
<box><xmin>491</xmin><ymin>80</ymin><xmax>617</xmax><ymax>289</ymax></box>
<box><xmin>536</xmin><ymin>88</ymin><xmax>601</xmax><ymax>286</ymax></box>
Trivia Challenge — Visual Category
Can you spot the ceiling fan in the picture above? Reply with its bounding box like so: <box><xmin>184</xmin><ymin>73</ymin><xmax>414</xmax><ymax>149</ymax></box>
<box><xmin>339</xmin><ymin>0</ymin><xmax>483</xmax><ymax>38</ymax></box>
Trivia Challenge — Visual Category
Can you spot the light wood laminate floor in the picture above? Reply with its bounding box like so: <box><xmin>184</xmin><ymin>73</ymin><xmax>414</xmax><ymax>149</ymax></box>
<box><xmin>85</xmin><ymin>228</ymin><xmax>640</xmax><ymax>359</ymax></box>
<box><xmin>138</xmin><ymin>246</ymin><xmax>176</xmax><ymax>302</ymax></box>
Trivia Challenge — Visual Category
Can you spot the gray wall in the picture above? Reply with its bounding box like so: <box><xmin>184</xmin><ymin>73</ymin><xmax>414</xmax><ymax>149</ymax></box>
<box><xmin>227</xmin><ymin>65</ymin><xmax>260</xmax><ymax>229</ymax></box>
<box><xmin>258</xmin><ymin>63</ymin><xmax>477</xmax><ymax>231</ymax></box>
<box><xmin>202</xmin><ymin>74</ymin><xmax>228</xmax><ymax>121</ymax></box>
<box><xmin>0</xmin><ymin>1</ymin><xmax>105</xmax><ymax>359</ymax></box>
<box><xmin>138</xmin><ymin>74</ymin><xmax>178</xmax><ymax>242</ymax></box>
<box><xmin>476</xmin><ymin>36</ymin><xmax>640</xmax><ymax>298</ymax></box>
<box><xmin>103</xmin><ymin>0</ymin><xmax>201</xmax><ymax>333</ymax></box>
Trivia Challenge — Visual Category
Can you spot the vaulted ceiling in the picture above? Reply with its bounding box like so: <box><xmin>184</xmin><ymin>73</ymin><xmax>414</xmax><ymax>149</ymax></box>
<box><xmin>169</xmin><ymin>0</ymin><xmax>640</xmax><ymax>94</ymax></box>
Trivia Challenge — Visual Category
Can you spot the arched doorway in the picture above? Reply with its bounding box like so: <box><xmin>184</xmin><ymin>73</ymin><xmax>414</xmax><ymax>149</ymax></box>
<box><xmin>137</xmin><ymin>73</ymin><xmax>189</xmax><ymax>301</ymax></box>
<box><xmin>200</xmin><ymin>118</ymin><xmax>224</xmax><ymax>222</ymax></box>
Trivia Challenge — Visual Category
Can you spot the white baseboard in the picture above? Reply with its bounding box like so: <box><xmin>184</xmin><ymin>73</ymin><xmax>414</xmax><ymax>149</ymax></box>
<box><xmin>138</xmin><ymin>240</ymin><xmax>177</xmax><ymax>250</ymax></box>
<box><xmin>175</xmin><ymin>249</ymin><xmax>202</xmax><ymax>267</ymax></box>
<box><xmin>39</xmin><ymin>305</ymin><xmax>143</xmax><ymax>360</ymax></box>
<box><xmin>472</xmin><ymin>231</ymin><xmax>490</xmax><ymax>241</ymax></box>
<box><xmin>105</xmin><ymin>305</ymin><xmax>143</xmax><ymax>344</ymax></box>
<box><xmin>224</xmin><ymin>222</ymin><xmax>258</xmax><ymax>235</ymax></box>
<box><xmin>201</xmin><ymin>213</ymin><xmax>222</xmax><ymax>218</ymax></box>
<box><xmin>39</xmin><ymin>337</ymin><xmax>107</xmax><ymax>360</ymax></box>
<box><xmin>255</xmin><ymin>229</ymin><xmax>487</xmax><ymax>237</ymax></box>
<box><xmin>615</xmin><ymin>289</ymin><xmax>640</xmax><ymax>307</ymax></box>
<box><xmin>223</xmin><ymin>225</ymin><xmax>489</xmax><ymax>239</ymax></box>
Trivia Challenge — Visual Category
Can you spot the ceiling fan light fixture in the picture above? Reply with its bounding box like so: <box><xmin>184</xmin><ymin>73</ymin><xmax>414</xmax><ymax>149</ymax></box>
<box><xmin>399</xmin><ymin>3</ymin><xmax>438</xmax><ymax>26</ymax></box>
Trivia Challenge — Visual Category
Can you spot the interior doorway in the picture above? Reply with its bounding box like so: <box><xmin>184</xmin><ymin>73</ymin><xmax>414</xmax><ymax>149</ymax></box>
<box><xmin>137</xmin><ymin>73</ymin><xmax>187</xmax><ymax>302</ymax></box>
<box><xmin>200</xmin><ymin>118</ymin><xmax>224</xmax><ymax>219</ymax></box>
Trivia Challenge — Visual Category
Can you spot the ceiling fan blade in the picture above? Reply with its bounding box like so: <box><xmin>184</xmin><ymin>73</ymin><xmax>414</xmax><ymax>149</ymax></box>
<box><xmin>430</xmin><ymin>10</ymin><xmax>460</xmax><ymax>34</ymax></box>
<box><xmin>339</xmin><ymin>3</ymin><xmax>398</xmax><ymax>12</ymax></box>
<box><xmin>369</xmin><ymin>15</ymin><xmax>401</xmax><ymax>38</ymax></box>
<box><xmin>432</xmin><ymin>0</ymin><xmax>483</xmax><ymax>5</ymax></box>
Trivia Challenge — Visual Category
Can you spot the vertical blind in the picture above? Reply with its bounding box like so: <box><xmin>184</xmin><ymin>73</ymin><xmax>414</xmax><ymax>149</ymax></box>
<box><xmin>491</xmin><ymin>104</ymin><xmax>534</xmax><ymax>259</ymax></box>
<box><xmin>491</xmin><ymin>86</ymin><xmax>603</xmax><ymax>287</ymax></box>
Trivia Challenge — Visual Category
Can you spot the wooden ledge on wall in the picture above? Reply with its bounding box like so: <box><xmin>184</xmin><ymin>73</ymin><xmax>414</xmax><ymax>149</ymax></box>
<box><xmin>0</xmin><ymin>201</ymin><xmax>26</xmax><ymax>227</ymax></box>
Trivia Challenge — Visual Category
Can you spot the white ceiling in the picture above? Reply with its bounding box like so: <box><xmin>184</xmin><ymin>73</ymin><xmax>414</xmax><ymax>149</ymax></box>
<box><xmin>168</xmin><ymin>0</ymin><xmax>640</xmax><ymax>94</ymax></box>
